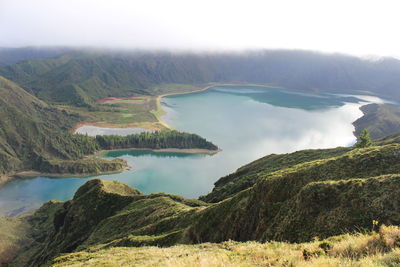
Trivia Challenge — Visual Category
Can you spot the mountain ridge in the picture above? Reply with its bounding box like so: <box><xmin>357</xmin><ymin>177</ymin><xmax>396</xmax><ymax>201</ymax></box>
<box><xmin>2</xmin><ymin>49</ymin><xmax>400</xmax><ymax>106</ymax></box>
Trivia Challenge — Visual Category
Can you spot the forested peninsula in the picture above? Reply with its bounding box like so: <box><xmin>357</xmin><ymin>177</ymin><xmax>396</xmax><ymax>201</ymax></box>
<box><xmin>14</xmin><ymin>130</ymin><xmax>219</xmax><ymax>179</ymax></box>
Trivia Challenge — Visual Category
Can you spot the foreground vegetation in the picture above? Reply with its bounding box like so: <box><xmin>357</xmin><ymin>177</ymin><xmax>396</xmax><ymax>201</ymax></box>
<box><xmin>51</xmin><ymin>225</ymin><xmax>400</xmax><ymax>267</ymax></box>
<box><xmin>4</xmin><ymin>135</ymin><xmax>400</xmax><ymax>265</ymax></box>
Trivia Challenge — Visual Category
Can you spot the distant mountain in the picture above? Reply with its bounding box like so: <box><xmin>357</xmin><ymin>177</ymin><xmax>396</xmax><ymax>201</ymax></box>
<box><xmin>0</xmin><ymin>47</ymin><xmax>70</xmax><ymax>66</ymax></box>
<box><xmin>1</xmin><ymin>49</ymin><xmax>400</xmax><ymax>106</ymax></box>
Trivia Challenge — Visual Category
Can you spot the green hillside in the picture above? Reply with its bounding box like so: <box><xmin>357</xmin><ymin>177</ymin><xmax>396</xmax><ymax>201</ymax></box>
<box><xmin>5</xmin><ymin>138</ymin><xmax>400</xmax><ymax>265</ymax></box>
<box><xmin>200</xmin><ymin>147</ymin><xmax>352</xmax><ymax>203</ymax></box>
<box><xmin>0</xmin><ymin>76</ymin><xmax>88</xmax><ymax>183</ymax></box>
<box><xmin>0</xmin><ymin>76</ymin><xmax>134</xmax><ymax>181</ymax></box>
<box><xmin>2</xmin><ymin>50</ymin><xmax>400</xmax><ymax>106</ymax></box>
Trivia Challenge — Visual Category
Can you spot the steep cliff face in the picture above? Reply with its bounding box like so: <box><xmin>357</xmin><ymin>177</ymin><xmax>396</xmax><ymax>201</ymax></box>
<box><xmin>6</xmin><ymin>140</ymin><xmax>400</xmax><ymax>266</ymax></box>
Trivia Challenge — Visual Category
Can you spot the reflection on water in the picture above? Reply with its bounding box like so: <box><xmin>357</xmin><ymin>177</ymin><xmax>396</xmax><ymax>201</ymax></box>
<box><xmin>0</xmin><ymin>85</ymin><xmax>381</xmax><ymax>217</ymax></box>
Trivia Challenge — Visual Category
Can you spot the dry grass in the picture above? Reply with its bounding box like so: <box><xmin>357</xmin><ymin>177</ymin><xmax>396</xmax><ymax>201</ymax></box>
<box><xmin>0</xmin><ymin>217</ymin><xmax>32</xmax><ymax>264</ymax></box>
<box><xmin>329</xmin><ymin>225</ymin><xmax>400</xmax><ymax>260</ymax></box>
<box><xmin>50</xmin><ymin>225</ymin><xmax>400</xmax><ymax>267</ymax></box>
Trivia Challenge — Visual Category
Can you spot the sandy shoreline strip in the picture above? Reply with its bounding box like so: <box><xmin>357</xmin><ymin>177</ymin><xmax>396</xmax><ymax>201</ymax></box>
<box><xmin>153</xmin><ymin>84</ymin><xmax>217</xmax><ymax>129</ymax></box>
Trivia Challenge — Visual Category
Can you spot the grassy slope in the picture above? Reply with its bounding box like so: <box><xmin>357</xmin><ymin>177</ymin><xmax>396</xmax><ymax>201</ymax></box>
<box><xmin>200</xmin><ymin>147</ymin><xmax>352</xmax><ymax>203</ymax></box>
<box><xmin>190</xmin><ymin>144</ymin><xmax>400</xmax><ymax>243</ymax></box>
<box><xmin>6</xmin><ymin>139</ymin><xmax>400</xmax><ymax>265</ymax></box>
<box><xmin>353</xmin><ymin>103</ymin><xmax>400</xmax><ymax>140</ymax></box>
<box><xmin>0</xmin><ymin>216</ymin><xmax>32</xmax><ymax>264</ymax></box>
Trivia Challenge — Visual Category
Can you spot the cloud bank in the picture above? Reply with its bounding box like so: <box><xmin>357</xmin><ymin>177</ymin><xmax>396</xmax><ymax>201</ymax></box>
<box><xmin>0</xmin><ymin>0</ymin><xmax>399</xmax><ymax>56</ymax></box>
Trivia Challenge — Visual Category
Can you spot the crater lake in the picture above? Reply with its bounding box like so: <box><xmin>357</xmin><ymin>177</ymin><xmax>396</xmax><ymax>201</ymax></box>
<box><xmin>0</xmin><ymin>85</ymin><xmax>381</xmax><ymax>216</ymax></box>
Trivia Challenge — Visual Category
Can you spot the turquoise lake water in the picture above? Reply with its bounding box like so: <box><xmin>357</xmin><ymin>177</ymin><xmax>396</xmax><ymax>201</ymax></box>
<box><xmin>0</xmin><ymin>85</ymin><xmax>379</xmax><ymax>216</ymax></box>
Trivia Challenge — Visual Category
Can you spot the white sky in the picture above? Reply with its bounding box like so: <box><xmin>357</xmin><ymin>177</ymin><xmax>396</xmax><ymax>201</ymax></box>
<box><xmin>0</xmin><ymin>0</ymin><xmax>399</xmax><ymax>57</ymax></box>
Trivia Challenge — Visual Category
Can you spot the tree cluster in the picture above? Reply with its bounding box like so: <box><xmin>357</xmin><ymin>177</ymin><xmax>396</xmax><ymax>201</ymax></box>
<box><xmin>95</xmin><ymin>130</ymin><xmax>218</xmax><ymax>150</ymax></box>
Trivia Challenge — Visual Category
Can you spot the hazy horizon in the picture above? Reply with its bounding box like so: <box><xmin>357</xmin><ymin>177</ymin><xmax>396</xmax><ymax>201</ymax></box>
<box><xmin>1</xmin><ymin>0</ymin><xmax>399</xmax><ymax>58</ymax></box>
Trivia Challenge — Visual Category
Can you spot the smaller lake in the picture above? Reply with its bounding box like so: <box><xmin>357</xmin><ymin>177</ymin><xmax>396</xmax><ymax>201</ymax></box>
<box><xmin>0</xmin><ymin>85</ymin><xmax>386</xmax><ymax>217</ymax></box>
<box><xmin>75</xmin><ymin>125</ymin><xmax>153</xmax><ymax>136</ymax></box>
